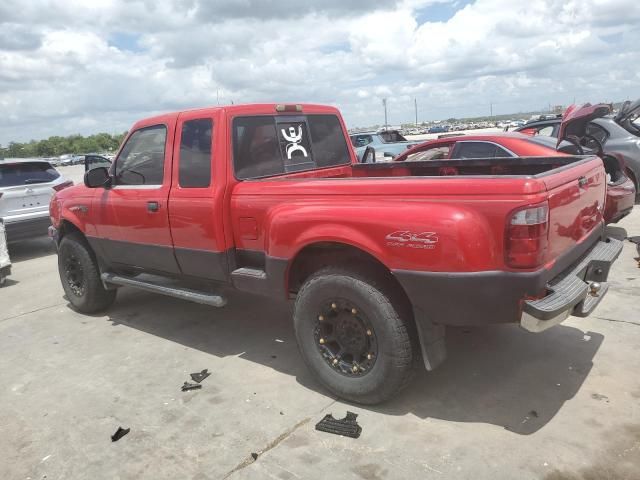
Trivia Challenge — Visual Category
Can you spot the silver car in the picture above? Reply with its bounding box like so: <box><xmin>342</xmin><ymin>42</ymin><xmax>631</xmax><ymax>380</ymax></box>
<box><xmin>0</xmin><ymin>159</ymin><xmax>73</xmax><ymax>242</ymax></box>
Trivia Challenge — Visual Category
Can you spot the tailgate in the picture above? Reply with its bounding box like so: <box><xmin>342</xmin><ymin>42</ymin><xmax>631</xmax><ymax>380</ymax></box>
<box><xmin>543</xmin><ymin>157</ymin><xmax>606</xmax><ymax>262</ymax></box>
<box><xmin>0</xmin><ymin>184</ymin><xmax>53</xmax><ymax>218</ymax></box>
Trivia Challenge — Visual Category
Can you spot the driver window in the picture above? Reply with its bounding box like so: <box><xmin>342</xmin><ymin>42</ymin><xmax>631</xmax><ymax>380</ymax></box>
<box><xmin>115</xmin><ymin>125</ymin><xmax>167</xmax><ymax>186</ymax></box>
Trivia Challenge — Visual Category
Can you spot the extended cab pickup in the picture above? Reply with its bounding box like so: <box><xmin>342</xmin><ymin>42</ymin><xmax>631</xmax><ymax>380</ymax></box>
<box><xmin>49</xmin><ymin>103</ymin><xmax>622</xmax><ymax>404</ymax></box>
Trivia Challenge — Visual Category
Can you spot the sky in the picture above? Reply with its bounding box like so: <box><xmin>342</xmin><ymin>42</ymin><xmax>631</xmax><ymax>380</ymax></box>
<box><xmin>1</xmin><ymin>0</ymin><xmax>639</xmax><ymax>144</ymax></box>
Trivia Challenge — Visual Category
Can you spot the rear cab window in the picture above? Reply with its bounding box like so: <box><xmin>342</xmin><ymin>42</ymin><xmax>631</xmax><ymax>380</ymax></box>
<box><xmin>351</xmin><ymin>135</ymin><xmax>373</xmax><ymax>148</ymax></box>
<box><xmin>0</xmin><ymin>162</ymin><xmax>60</xmax><ymax>187</ymax></box>
<box><xmin>233</xmin><ymin>115</ymin><xmax>351</xmax><ymax>180</ymax></box>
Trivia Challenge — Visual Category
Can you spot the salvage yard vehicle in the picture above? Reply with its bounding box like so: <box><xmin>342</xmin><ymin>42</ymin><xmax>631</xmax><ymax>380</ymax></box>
<box><xmin>349</xmin><ymin>129</ymin><xmax>421</xmax><ymax>161</ymax></box>
<box><xmin>0</xmin><ymin>159</ymin><xmax>73</xmax><ymax>242</ymax></box>
<box><xmin>49</xmin><ymin>103</ymin><xmax>622</xmax><ymax>404</ymax></box>
<box><xmin>516</xmin><ymin>100</ymin><xmax>640</xmax><ymax>200</ymax></box>
<box><xmin>0</xmin><ymin>219</ymin><xmax>10</xmax><ymax>286</ymax></box>
<box><xmin>393</xmin><ymin>131</ymin><xmax>635</xmax><ymax>224</ymax></box>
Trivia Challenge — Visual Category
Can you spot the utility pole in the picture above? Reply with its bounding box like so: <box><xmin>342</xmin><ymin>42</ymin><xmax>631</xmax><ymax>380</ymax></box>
<box><xmin>382</xmin><ymin>98</ymin><xmax>388</xmax><ymax>131</ymax></box>
<box><xmin>414</xmin><ymin>98</ymin><xmax>418</xmax><ymax>126</ymax></box>
<box><xmin>490</xmin><ymin>101</ymin><xmax>493</xmax><ymax>119</ymax></box>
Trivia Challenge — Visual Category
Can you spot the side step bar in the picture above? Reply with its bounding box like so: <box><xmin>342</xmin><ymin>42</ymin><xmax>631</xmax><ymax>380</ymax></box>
<box><xmin>101</xmin><ymin>273</ymin><xmax>227</xmax><ymax>307</ymax></box>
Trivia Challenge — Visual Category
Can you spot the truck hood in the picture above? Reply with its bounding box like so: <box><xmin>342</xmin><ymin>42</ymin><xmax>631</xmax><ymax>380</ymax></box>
<box><xmin>556</xmin><ymin>103</ymin><xmax>611</xmax><ymax>147</ymax></box>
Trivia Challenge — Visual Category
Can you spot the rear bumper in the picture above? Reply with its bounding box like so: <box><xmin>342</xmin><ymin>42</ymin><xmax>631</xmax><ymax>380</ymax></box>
<box><xmin>393</xmin><ymin>227</ymin><xmax>618</xmax><ymax>330</ymax></box>
<box><xmin>4</xmin><ymin>215</ymin><xmax>52</xmax><ymax>243</ymax></box>
<box><xmin>520</xmin><ymin>237</ymin><xmax>623</xmax><ymax>332</ymax></box>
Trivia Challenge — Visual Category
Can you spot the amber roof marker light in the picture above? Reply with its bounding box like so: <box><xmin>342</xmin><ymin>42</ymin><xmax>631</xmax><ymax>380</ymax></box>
<box><xmin>275</xmin><ymin>104</ymin><xmax>303</xmax><ymax>113</ymax></box>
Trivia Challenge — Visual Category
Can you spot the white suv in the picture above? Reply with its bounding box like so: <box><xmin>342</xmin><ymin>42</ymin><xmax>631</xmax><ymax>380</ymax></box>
<box><xmin>0</xmin><ymin>159</ymin><xmax>73</xmax><ymax>242</ymax></box>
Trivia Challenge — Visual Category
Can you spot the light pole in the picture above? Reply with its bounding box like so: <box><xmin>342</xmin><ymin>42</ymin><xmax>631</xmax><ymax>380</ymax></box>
<box><xmin>382</xmin><ymin>98</ymin><xmax>388</xmax><ymax>131</ymax></box>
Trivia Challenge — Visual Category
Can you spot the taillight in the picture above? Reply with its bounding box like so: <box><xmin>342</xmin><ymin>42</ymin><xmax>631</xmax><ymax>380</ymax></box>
<box><xmin>53</xmin><ymin>180</ymin><xmax>74</xmax><ymax>191</ymax></box>
<box><xmin>506</xmin><ymin>203</ymin><xmax>549</xmax><ymax>269</ymax></box>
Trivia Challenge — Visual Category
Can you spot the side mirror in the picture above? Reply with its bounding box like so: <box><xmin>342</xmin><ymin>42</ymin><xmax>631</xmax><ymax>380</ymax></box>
<box><xmin>361</xmin><ymin>146</ymin><xmax>376</xmax><ymax>164</ymax></box>
<box><xmin>84</xmin><ymin>167</ymin><xmax>112</xmax><ymax>188</ymax></box>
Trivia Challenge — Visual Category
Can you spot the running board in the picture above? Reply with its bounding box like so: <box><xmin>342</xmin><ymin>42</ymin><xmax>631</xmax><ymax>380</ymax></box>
<box><xmin>101</xmin><ymin>273</ymin><xmax>227</xmax><ymax>307</ymax></box>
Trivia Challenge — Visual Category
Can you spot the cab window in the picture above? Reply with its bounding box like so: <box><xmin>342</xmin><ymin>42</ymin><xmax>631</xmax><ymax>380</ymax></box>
<box><xmin>179</xmin><ymin>118</ymin><xmax>212</xmax><ymax>188</ymax></box>
<box><xmin>351</xmin><ymin>135</ymin><xmax>373</xmax><ymax>148</ymax></box>
<box><xmin>233</xmin><ymin>115</ymin><xmax>350</xmax><ymax>179</ymax></box>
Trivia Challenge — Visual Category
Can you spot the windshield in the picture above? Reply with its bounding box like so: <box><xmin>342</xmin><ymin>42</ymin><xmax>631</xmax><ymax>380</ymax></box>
<box><xmin>0</xmin><ymin>162</ymin><xmax>60</xmax><ymax>187</ymax></box>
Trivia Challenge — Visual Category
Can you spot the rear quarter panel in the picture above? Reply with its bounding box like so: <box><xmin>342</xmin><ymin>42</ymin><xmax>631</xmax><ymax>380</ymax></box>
<box><xmin>230</xmin><ymin>177</ymin><xmax>549</xmax><ymax>273</ymax></box>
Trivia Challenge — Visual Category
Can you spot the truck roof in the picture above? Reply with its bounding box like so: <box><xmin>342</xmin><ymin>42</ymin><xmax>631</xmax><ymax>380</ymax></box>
<box><xmin>131</xmin><ymin>103</ymin><xmax>342</xmax><ymax>130</ymax></box>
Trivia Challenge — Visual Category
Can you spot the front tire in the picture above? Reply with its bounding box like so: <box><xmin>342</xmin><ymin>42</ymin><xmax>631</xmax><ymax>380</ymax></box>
<box><xmin>58</xmin><ymin>233</ymin><xmax>116</xmax><ymax>313</ymax></box>
<box><xmin>294</xmin><ymin>267</ymin><xmax>415</xmax><ymax>404</ymax></box>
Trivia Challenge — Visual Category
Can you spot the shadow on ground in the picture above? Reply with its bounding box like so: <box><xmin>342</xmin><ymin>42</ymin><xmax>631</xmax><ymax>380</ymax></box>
<box><xmin>7</xmin><ymin>236</ymin><xmax>55</xmax><ymax>263</ymax></box>
<box><xmin>90</xmin><ymin>287</ymin><xmax>602</xmax><ymax>435</ymax></box>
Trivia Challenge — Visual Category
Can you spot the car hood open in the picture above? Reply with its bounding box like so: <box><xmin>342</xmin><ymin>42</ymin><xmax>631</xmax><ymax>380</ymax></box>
<box><xmin>557</xmin><ymin>103</ymin><xmax>611</xmax><ymax>147</ymax></box>
<box><xmin>614</xmin><ymin>99</ymin><xmax>640</xmax><ymax>123</ymax></box>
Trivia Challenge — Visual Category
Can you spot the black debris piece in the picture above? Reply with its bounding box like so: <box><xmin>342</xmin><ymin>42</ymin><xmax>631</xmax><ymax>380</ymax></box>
<box><xmin>111</xmin><ymin>426</ymin><xmax>130</xmax><ymax>442</ymax></box>
<box><xmin>271</xmin><ymin>355</ymin><xmax>277</xmax><ymax>359</ymax></box>
<box><xmin>315</xmin><ymin>411</ymin><xmax>362</xmax><ymax>438</ymax></box>
<box><xmin>529</xmin><ymin>410</ymin><xmax>539</xmax><ymax>418</ymax></box>
<box><xmin>182</xmin><ymin>381</ymin><xmax>202</xmax><ymax>392</ymax></box>
<box><xmin>190</xmin><ymin>369</ymin><xmax>210</xmax><ymax>383</ymax></box>
<box><xmin>251</xmin><ymin>452</ymin><xmax>258</xmax><ymax>460</ymax></box>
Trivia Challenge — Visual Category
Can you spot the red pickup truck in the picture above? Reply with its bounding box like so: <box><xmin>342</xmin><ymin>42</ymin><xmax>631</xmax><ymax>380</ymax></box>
<box><xmin>49</xmin><ymin>103</ymin><xmax>622</xmax><ymax>404</ymax></box>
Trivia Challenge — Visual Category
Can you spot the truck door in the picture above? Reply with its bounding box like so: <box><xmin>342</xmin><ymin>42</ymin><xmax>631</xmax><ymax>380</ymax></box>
<box><xmin>92</xmin><ymin>121</ymin><xmax>180</xmax><ymax>274</ymax></box>
<box><xmin>167</xmin><ymin>111</ymin><xmax>228</xmax><ymax>281</ymax></box>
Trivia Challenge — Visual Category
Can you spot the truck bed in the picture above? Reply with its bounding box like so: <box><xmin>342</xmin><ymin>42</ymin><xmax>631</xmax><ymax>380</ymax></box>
<box><xmin>352</xmin><ymin>155</ymin><xmax>589</xmax><ymax>178</ymax></box>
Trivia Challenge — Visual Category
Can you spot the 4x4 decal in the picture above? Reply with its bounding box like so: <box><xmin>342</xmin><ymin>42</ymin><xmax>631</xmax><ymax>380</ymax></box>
<box><xmin>385</xmin><ymin>230</ymin><xmax>438</xmax><ymax>249</ymax></box>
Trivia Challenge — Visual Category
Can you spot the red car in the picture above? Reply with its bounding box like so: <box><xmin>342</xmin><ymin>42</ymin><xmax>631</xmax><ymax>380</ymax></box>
<box><xmin>394</xmin><ymin>130</ymin><xmax>635</xmax><ymax>224</ymax></box>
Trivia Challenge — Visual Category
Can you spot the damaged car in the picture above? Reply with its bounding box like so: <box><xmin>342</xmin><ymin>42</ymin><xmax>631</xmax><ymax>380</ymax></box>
<box><xmin>516</xmin><ymin>100</ymin><xmax>640</xmax><ymax>200</ymax></box>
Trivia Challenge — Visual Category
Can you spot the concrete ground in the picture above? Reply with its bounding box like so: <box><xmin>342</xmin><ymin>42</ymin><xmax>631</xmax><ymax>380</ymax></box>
<box><xmin>1</xmin><ymin>185</ymin><xmax>639</xmax><ymax>479</ymax></box>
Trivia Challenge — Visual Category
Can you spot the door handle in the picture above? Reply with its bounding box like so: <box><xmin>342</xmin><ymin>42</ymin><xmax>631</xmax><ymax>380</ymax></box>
<box><xmin>147</xmin><ymin>201</ymin><xmax>160</xmax><ymax>212</ymax></box>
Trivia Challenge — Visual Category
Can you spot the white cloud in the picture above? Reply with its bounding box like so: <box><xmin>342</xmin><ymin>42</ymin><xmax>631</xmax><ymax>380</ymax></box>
<box><xmin>0</xmin><ymin>0</ymin><xmax>639</xmax><ymax>143</ymax></box>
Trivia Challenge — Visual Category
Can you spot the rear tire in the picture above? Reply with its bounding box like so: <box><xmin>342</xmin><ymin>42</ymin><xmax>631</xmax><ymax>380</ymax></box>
<box><xmin>294</xmin><ymin>267</ymin><xmax>415</xmax><ymax>404</ymax></box>
<box><xmin>58</xmin><ymin>233</ymin><xmax>116</xmax><ymax>313</ymax></box>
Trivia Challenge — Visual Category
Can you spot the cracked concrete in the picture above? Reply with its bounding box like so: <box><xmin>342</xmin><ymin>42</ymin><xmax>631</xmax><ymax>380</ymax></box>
<box><xmin>0</xmin><ymin>169</ymin><xmax>638</xmax><ymax>479</ymax></box>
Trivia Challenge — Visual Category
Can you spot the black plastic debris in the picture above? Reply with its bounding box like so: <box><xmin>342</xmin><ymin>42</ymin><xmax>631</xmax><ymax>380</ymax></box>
<box><xmin>181</xmin><ymin>381</ymin><xmax>202</xmax><ymax>392</ymax></box>
<box><xmin>190</xmin><ymin>369</ymin><xmax>210</xmax><ymax>383</ymax></box>
<box><xmin>251</xmin><ymin>452</ymin><xmax>258</xmax><ymax>460</ymax></box>
<box><xmin>315</xmin><ymin>411</ymin><xmax>362</xmax><ymax>438</ymax></box>
<box><xmin>111</xmin><ymin>426</ymin><xmax>130</xmax><ymax>442</ymax></box>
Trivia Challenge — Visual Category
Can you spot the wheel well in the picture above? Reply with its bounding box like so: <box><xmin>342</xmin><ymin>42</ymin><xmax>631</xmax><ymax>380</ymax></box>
<box><xmin>288</xmin><ymin>242</ymin><xmax>411</xmax><ymax>307</ymax></box>
<box><xmin>59</xmin><ymin>220</ymin><xmax>83</xmax><ymax>240</ymax></box>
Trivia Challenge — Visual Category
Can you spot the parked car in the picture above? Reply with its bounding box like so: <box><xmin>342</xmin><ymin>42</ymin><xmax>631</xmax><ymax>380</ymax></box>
<box><xmin>0</xmin><ymin>159</ymin><xmax>73</xmax><ymax>242</ymax></box>
<box><xmin>515</xmin><ymin>100</ymin><xmax>640</xmax><ymax>199</ymax></box>
<box><xmin>0</xmin><ymin>218</ymin><xmax>10</xmax><ymax>285</ymax></box>
<box><xmin>49</xmin><ymin>103</ymin><xmax>621</xmax><ymax>404</ymax></box>
<box><xmin>395</xmin><ymin>127</ymin><xmax>634</xmax><ymax>224</ymax></box>
<box><xmin>349</xmin><ymin>130</ymin><xmax>422</xmax><ymax>161</ymax></box>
